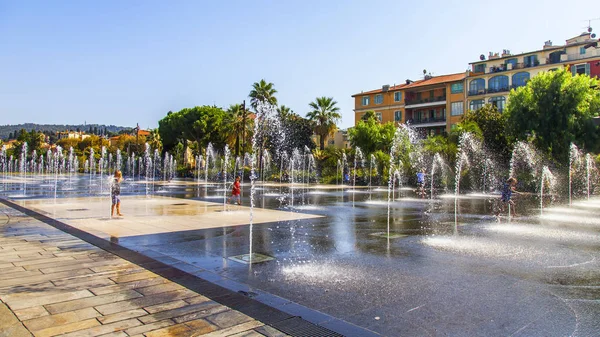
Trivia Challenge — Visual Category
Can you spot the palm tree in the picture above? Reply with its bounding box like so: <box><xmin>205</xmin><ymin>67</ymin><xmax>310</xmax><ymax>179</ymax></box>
<box><xmin>227</xmin><ymin>104</ymin><xmax>244</xmax><ymax>156</ymax></box>
<box><xmin>147</xmin><ymin>128</ymin><xmax>162</xmax><ymax>152</ymax></box>
<box><xmin>307</xmin><ymin>96</ymin><xmax>341</xmax><ymax>150</ymax></box>
<box><xmin>249</xmin><ymin>79</ymin><xmax>277</xmax><ymax>111</ymax></box>
<box><xmin>277</xmin><ymin>105</ymin><xmax>292</xmax><ymax>120</ymax></box>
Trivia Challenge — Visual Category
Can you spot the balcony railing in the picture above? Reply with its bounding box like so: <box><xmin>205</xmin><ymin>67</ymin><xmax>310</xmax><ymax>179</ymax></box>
<box><xmin>487</xmin><ymin>86</ymin><xmax>510</xmax><ymax>94</ymax></box>
<box><xmin>407</xmin><ymin>117</ymin><xmax>446</xmax><ymax>125</ymax></box>
<box><xmin>468</xmin><ymin>89</ymin><xmax>486</xmax><ymax>96</ymax></box>
<box><xmin>469</xmin><ymin>87</ymin><xmax>510</xmax><ymax>96</ymax></box>
<box><xmin>405</xmin><ymin>96</ymin><xmax>447</xmax><ymax>106</ymax></box>
<box><xmin>488</xmin><ymin>65</ymin><xmax>508</xmax><ymax>73</ymax></box>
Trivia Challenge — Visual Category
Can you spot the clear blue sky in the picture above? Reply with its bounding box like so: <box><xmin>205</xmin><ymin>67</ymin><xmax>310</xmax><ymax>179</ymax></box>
<box><xmin>1</xmin><ymin>0</ymin><xmax>598</xmax><ymax>129</ymax></box>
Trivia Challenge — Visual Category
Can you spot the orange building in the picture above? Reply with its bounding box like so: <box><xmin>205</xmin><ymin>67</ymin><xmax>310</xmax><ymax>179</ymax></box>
<box><xmin>352</xmin><ymin>72</ymin><xmax>466</xmax><ymax>135</ymax></box>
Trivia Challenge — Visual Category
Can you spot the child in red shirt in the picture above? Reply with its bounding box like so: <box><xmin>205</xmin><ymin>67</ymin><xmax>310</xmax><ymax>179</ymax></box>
<box><xmin>228</xmin><ymin>176</ymin><xmax>241</xmax><ymax>205</ymax></box>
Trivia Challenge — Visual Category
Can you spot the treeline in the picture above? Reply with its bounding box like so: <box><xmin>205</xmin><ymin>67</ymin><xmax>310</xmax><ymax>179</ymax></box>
<box><xmin>0</xmin><ymin>123</ymin><xmax>129</xmax><ymax>140</ymax></box>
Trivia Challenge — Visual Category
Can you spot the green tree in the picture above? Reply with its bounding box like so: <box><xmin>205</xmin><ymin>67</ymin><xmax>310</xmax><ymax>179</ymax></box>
<box><xmin>361</xmin><ymin>110</ymin><xmax>377</xmax><ymax>121</ymax></box>
<box><xmin>280</xmin><ymin>115</ymin><xmax>315</xmax><ymax>154</ymax></box>
<box><xmin>422</xmin><ymin>134</ymin><xmax>458</xmax><ymax>163</ymax></box>
<box><xmin>461</xmin><ymin>104</ymin><xmax>510</xmax><ymax>161</ymax></box>
<box><xmin>158</xmin><ymin>111</ymin><xmax>183</xmax><ymax>153</ymax></box>
<box><xmin>348</xmin><ymin>114</ymin><xmax>396</xmax><ymax>154</ymax></box>
<box><xmin>307</xmin><ymin>96</ymin><xmax>342</xmax><ymax>150</ymax></box>
<box><xmin>228</xmin><ymin>104</ymin><xmax>244</xmax><ymax>156</ymax></box>
<box><xmin>277</xmin><ymin>105</ymin><xmax>296</xmax><ymax>120</ymax></box>
<box><xmin>147</xmin><ymin>128</ymin><xmax>162</xmax><ymax>153</ymax></box>
<box><xmin>249</xmin><ymin>79</ymin><xmax>278</xmax><ymax>110</ymax></box>
<box><xmin>505</xmin><ymin>68</ymin><xmax>600</xmax><ymax>164</ymax></box>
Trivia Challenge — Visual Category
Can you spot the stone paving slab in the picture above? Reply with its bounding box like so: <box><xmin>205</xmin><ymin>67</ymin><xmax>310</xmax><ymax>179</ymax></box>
<box><xmin>0</xmin><ymin>204</ymin><xmax>290</xmax><ymax>337</ymax></box>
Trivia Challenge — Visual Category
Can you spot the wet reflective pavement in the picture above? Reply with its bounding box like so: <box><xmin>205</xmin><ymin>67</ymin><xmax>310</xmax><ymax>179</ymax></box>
<box><xmin>3</xmin><ymin>175</ymin><xmax>600</xmax><ymax>336</ymax></box>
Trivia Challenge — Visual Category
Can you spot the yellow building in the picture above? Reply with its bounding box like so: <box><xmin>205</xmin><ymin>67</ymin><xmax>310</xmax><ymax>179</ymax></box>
<box><xmin>311</xmin><ymin>129</ymin><xmax>350</xmax><ymax>149</ymax></box>
<box><xmin>352</xmin><ymin>72</ymin><xmax>466</xmax><ymax>135</ymax></box>
<box><xmin>467</xmin><ymin>32</ymin><xmax>600</xmax><ymax>112</ymax></box>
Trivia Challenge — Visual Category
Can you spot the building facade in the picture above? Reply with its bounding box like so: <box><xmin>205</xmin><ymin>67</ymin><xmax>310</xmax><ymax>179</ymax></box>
<box><xmin>352</xmin><ymin>73</ymin><xmax>466</xmax><ymax>135</ymax></box>
<box><xmin>352</xmin><ymin>31</ymin><xmax>599</xmax><ymax>134</ymax></box>
<box><xmin>466</xmin><ymin>33</ymin><xmax>600</xmax><ymax>113</ymax></box>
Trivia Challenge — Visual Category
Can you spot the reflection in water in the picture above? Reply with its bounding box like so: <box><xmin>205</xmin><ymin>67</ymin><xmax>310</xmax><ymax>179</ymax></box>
<box><xmin>3</xmin><ymin>176</ymin><xmax>600</xmax><ymax>336</ymax></box>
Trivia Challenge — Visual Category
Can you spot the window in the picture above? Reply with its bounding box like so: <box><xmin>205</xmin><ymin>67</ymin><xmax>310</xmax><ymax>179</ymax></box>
<box><xmin>451</xmin><ymin>83</ymin><xmax>464</xmax><ymax>94</ymax></box>
<box><xmin>394</xmin><ymin>110</ymin><xmax>402</xmax><ymax>122</ymax></box>
<box><xmin>362</xmin><ymin>96</ymin><xmax>370</xmax><ymax>106</ymax></box>
<box><xmin>374</xmin><ymin>94</ymin><xmax>383</xmax><ymax>104</ymax></box>
<box><xmin>505</xmin><ymin>58</ymin><xmax>518</xmax><ymax>68</ymax></box>
<box><xmin>572</xmin><ymin>64</ymin><xmax>590</xmax><ymax>76</ymax></box>
<box><xmin>512</xmin><ymin>72</ymin><xmax>530</xmax><ymax>88</ymax></box>
<box><xmin>394</xmin><ymin>92</ymin><xmax>402</xmax><ymax>102</ymax></box>
<box><xmin>474</xmin><ymin>64</ymin><xmax>486</xmax><ymax>73</ymax></box>
<box><xmin>489</xmin><ymin>96</ymin><xmax>506</xmax><ymax>112</ymax></box>
<box><xmin>580</xmin><ymin>47</ymin><xmax>586</xmax><ymax>55</ymax></box>
<box><xmin>375</xmin><ymin>112</ymin><xmax>382</xmax><ymax>121</ymax></box>
<box><xmin>523</xmin><ymin>55</ymin><xmax>538</xmax><ymax>67</ymax></box>
<box><xmin>488</xmin><ymin>75</ymin><xmax>509</xmax><ymax>92</ymax></box>
<box><xmin>469</xmin><ymin>78</ymin><xmax>485</xmax><ymax>94</ymax></box>
<box><xmin>470</xmin><ymin>99</ymin><xmax>484</xmax><ymax>111</ymax></box>
<box><xmin>451</xmin><ymin>102</ymin><xmax>464</xmax><ymax>116</ymax></box>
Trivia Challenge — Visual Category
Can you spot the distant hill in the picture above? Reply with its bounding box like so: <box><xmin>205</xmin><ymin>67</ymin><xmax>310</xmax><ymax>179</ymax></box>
<box><xmin>0</xmin><ymin>123</ymin><xmax>130</xmax><ymax>140</ymax></box>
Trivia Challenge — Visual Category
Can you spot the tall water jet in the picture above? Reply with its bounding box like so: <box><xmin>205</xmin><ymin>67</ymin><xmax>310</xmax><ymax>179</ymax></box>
<box><xmin>569</xmin><ymin>143</ymin><xmax>581</xmax><ymax>206</ymax></box>
<box><xmin>20</xmin><ymin>142</ymin><xmax>27</xmax><ymax>195</ymax></box>
<box><xmin>353</xmin><ymin>147</ymin><xmax>364</xmax><ymax>191</ymax></box>
<box><xmin>116</xmin><ymin>149</ymin><xmax>122</xmax><ymax>175</ymax></box>
<box><xmin>54</xmin><ymin>146</ymin><xmax>62</xmax><ymax>201</ymax></box>
<box><xmin>342</xmin><ymin>153</ymin><xmax>348</xmax><ymax>185</ymax></box>
<box><xmin>539</xmin><ymin>166</ymin><xmax>556</xmax><ymax>216</ymax></box>
<box><xmin>144</xmin><ymin>143</ymin><xmax>151</xmax><ymax>196</ymax></box>
<box><xmin>586</xmin><ymin>154</ymin><xmax>592</xmax><ymax>200</ymax></box>
<box><xmin>387</xmin><ymin>124</ymin><xmax>414</xmax><ymax>240</ymax></box>
<box><xmin>336</xmin><ymin>159</ymin><xmax>341</xmax><ymax>186</ymax></box>
<box><xmin>223</xmin><ymin>145</ymin><xmax>230</xmax><ymax>211</ymax></box>
<box><xmin>249</xmin><ymin>102</ymin><xmax>277</xmax><ymax>264</ymax></box>
<box><xmin>430</xmin><ymin>153</ymin><xmax>444</xmax><ymax>199</ymax></box>
<box><xmin>509</xmin><ymin>141</ymin><xmax>539</xmax><ymax>179</ymax></box>
<box><xmin>89</xmin><ymin>148</ymin><xmax>95</xmax><ymax>188</ymax></box>
<box><xmin>369</xmin><ymin>154</ymin><xmax>377</xmax><ymax>196</ymax></box>
<box><xmin>68</xmin><ymin>147</ymin><xmax>74</xmax><ymax>185</ymax></box>
<box><xmin>205</xmin><ymin>143</ymin><xmax>214</xmax><ymax>184</ymax></box>
<box><xmin>454</xmin><ymin>133</ymin><xmax>476</xmax><ymax>231</ymax></box>
<box><xmin>0</xmin><ymin>145</ymin><xmax>6</xmax><ymax>191</ymax></box>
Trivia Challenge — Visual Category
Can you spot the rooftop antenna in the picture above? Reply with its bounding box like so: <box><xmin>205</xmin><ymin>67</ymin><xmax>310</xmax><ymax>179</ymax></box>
<box><xmin>583</xmin><ymin>18</ymin><xmax>600</xmax><ymax>36</ymax></box>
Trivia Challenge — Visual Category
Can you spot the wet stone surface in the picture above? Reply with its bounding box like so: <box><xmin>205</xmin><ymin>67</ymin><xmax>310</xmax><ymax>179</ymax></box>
<box><xmin>3</xmin><ymin>176</ymin><xmax>600</xmax><ymax>336</ymax></box>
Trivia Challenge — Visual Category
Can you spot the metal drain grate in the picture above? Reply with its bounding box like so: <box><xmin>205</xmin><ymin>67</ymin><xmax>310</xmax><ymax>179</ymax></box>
<box><xmin>171</xmin><ymin>203</ymin><xmax>189</xmax><ymax>206</ymax></box>
<box><xmin>270</xmin><ymin>317</ymin><xmax>344</xmax><ymax>337</ymax></box>
<box><xmin>66</xmin><ymin>208</ymin><xmax>89</xmax><ymax>212</ymax></box>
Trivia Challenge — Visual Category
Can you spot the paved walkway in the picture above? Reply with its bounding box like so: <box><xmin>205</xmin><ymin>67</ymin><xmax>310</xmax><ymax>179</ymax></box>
<box><xmin>0</xmin><ymin>204</ymin><xmax>288</xmax><ymax>337</ymax></box>
<box><xmin>13</xmin><ymin>196</ymin><xmax>322</xmax><ymax>238</ymax></box>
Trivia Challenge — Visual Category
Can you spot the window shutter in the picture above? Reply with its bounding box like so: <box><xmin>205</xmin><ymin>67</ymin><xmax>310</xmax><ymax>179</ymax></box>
<box><xmin>571</xmin><ymin>65</ymin><xmax>577</xmax><ymax>76</ymax></box>
<box><xmin>585</xmin><ymin>63</ymin><xmax>590</xmax><ymax>76</ymax></box>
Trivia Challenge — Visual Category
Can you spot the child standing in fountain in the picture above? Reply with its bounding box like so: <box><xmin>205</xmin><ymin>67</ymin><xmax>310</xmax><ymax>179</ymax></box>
<box><xmin>228</xmin><ymin>175</ymin><xmax>241</xmax><ymax>205</ymax></box>
<box><xmin>416</xmin><ymin>170</ymin><xmax>426</xmax><ymax>198</ymax></box>
<box><xmin>111</xmin><ymin>170</ymin><xmax>123</xmax><ymax>217</ymax></box>
<box><xmin>497</xmin><ymin>177</ymin><xmax>519</xmax><ymax>217</ymax></box>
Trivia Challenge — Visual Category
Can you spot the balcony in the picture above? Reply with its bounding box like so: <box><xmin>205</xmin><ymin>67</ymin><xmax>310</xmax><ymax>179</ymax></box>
<box><xmin>468</xmin><ymin>89</ymin><xmax>486</xmax><ymax>96</ymax></box>
<box><xmin>404</xmin><ymin>96</ymin><xmax>447</xmax><ymax>108</ymax></box>
<box><xmin>488</xmin><ymin>65</ymin><xmax>507</xmax><ymax>73</ymax></box>
<box><xmin>469</xmin><ymin>87</ymin><xmax>510</xmax><ymax>96</ymax></box>
<box><xmin>487</xmin><ymin>86</ymin><xmax>510</xmax><ymax>93</ymax></box>
<box><xmin>407</xmin><ymin>117</ymin><xmax>447</xmax><ymax>125</ymax></box>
